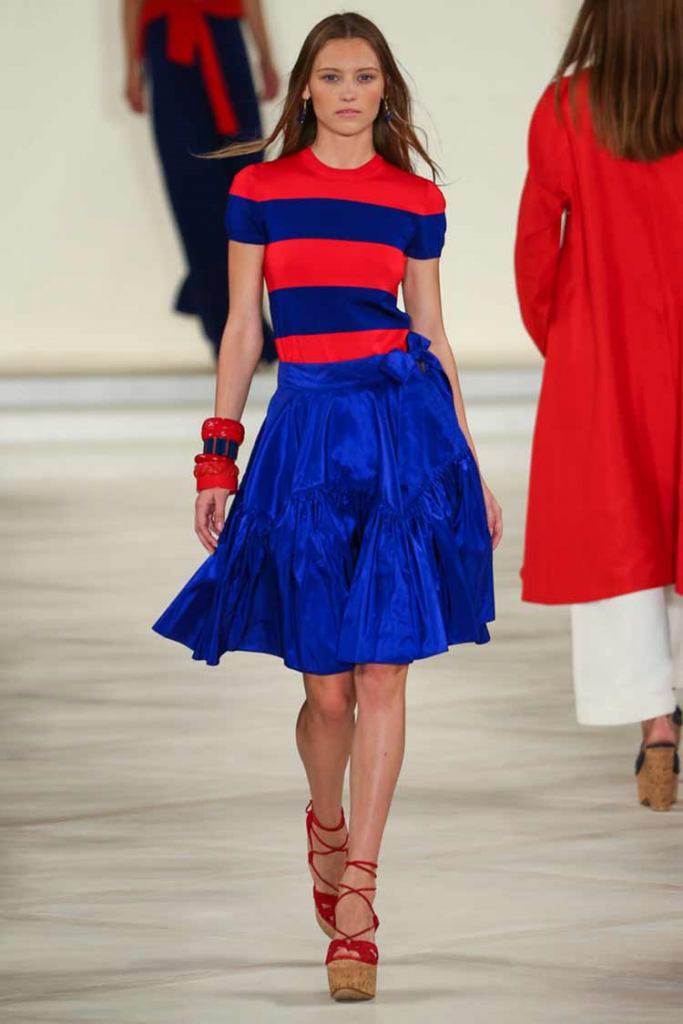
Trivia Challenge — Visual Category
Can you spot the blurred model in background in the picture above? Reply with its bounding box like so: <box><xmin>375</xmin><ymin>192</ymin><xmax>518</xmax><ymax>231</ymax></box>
<box><xmin>122</xmin><ymin>0</ymin><xmax>279</xmax><ymax>363</ymax></box>
<box><xmin>515</xmin><ymin>0</ymin><xmax>683</xmax><ymax>810</ymax></box>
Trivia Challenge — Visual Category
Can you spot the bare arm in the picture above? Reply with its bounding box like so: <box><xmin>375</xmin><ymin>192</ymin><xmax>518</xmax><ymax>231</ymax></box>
<box><xmin>241</xmin><ymin>0</ymin><xmax>272</xmax><ymax>61</ymax></box>
<box><xmin>213</xmin><ymin>242</ymin><xmax>265</xmax><ymax>419</ymax></box>
<box><xmin>403</xmin><ymin>257</ymin><xmax>503</xmax><ymax>548</ymax></box>
<box><xmin>403</xmin><ymin>257</ymin><xmax>478</xmax><ymax>461</ymax></box>
<box><xmin>122</xmin><ymin>0</ymin><xmax>143</xmax><ymax>66</ymax></box>
<box><xmin>241</xmin><ymin>0</ymin><xmax>279</xmax><ymax>100</ymax></box>
<box><xmin>195</xmin><ymin>240</ymin><xmax>265</xmax><ymax>553</ymax></box>
<box><xmin>122</xmin><ymin>0</ymin><xmax>146</xmax><ymax>113</ymax></box>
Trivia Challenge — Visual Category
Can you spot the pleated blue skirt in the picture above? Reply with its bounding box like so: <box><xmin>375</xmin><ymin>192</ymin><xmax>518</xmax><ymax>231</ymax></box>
<box><xmin>152</xmin><ymin>332</ymin><xmax>495</xmax><ymax>674</ymax></box>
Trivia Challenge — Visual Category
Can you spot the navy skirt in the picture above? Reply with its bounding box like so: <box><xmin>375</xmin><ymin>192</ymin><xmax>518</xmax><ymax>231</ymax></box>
<box><xmin>152</xmin><ymin>332</ymin><xmax>495</xmax><ymax>674</ymax></box>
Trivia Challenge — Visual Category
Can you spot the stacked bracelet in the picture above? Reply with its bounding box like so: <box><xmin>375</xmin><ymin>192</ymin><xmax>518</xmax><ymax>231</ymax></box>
<box><xmin>194</xmin><ymin>416</ymin><xmax>245</xmax><ymax>493</ymax></box>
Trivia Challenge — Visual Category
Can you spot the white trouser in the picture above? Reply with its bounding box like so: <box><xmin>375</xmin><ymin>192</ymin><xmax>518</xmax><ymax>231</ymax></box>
<box><xmin>570</xmin><ymin>585</ymin><xmax>682</xmax><ymax>726</ymax></box>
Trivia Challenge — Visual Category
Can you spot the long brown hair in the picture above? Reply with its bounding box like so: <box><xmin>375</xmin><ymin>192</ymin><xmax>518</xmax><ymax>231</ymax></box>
<box><xmin>555</xmin><ymin>0</ymin><xmax>683</xmax><ymax>161</ymax></box>
<box><xmin>206</xmin><ymin>11</ymin><xmax>443</xmax><ymax>180</ymax></box>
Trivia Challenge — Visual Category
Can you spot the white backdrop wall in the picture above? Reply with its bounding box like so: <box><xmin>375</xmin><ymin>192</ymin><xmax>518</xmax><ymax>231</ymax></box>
<box><xmin>0</xmin><ymin>0</ymin><xmax>581</xmax><ymax>374</ymax></box>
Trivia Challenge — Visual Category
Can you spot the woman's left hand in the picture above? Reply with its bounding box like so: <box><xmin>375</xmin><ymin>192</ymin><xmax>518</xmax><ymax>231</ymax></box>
<box><xmin>481</xmin><ymin>479</ymin><xmax>503</xmax><ymax>550</ymax></box>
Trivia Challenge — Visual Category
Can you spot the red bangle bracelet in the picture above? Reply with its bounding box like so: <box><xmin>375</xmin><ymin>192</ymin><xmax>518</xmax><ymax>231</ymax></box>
<box><xmin>194</xmin><ymin>460</ymin><xmax>239</xmax><ymax>493</ymax></box>
<box><xmin>201</xmin><ymin>417</ymin><xmax>245</xmax><ymax>444</ymax></box>
<box><xmin>195</xmin><ymin>475</ymin><xmax>238</xmax><ymax>493</ymax></box>
<box><xmin>194</xmin><ymin>453</ymin><xmax>236</xmax><ymax>467</ymax></box>
<box><xmin>194</xmin><ymin>465</ymin><xmax>238</xmax><ymax>477</ymax></box>
<box><xmin>194</xmin><ymin>456</ymin><xmax>238</xmax><ymax>476</ymax></box>
<box><xmin>193</xmin><ymin>433</ymin><xmax>241</xmax><ymax>494</ymax></box>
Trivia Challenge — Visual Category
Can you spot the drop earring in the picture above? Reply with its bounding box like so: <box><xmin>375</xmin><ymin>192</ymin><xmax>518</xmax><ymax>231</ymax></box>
<box><xmin>299</xmin><ymin>97</ymin><xmax>308</xmax><ymax>123</ymax></box>
<box><xmin>383</xmin><ymin>97</ymin><xmax>392</xmax><ymax>123</ymax></box>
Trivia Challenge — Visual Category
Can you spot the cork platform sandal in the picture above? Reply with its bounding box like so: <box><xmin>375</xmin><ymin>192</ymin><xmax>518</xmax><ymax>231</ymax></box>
<box><xmin>673</xmin><ymin>705</ymin><xmax>682</xmax><ymax>804</ymax></box>
<box><xmin>635</xmin><ymin>706</ymin><xmax>682</xmax><ymax>812</ymax></box>
<box><xmin>305</xmin><ymin>800</ymin><xmax>349</xmax><ymax>939</ymax></box>
<box><xmin>325</xmin><ymin>859</ymin><xmax>380</xmax><ymax>1002</ymax></box>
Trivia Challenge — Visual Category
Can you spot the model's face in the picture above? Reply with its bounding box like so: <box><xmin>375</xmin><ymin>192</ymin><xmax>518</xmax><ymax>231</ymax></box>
<box><xmin>303</xmin><ymin>38</ymin><xmax>385</xmax><ymax>137</ymax></box>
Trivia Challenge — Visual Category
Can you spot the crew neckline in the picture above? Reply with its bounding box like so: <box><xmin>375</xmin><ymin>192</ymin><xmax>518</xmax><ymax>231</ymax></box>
<box><xmin>300</xmin><ymin>144</ymin><xmax>384</xmax><ymax>179</ymax></box>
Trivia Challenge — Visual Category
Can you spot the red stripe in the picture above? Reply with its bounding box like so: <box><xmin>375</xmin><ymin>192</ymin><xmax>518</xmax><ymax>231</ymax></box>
<box><xmin>237</xmin><ymin>152</ymin><xmax>442</xmax><ymax>214</ymax></box>
<box><xmin>265</xmin><ymin>239</ymin><xmax>405</xmax><ymax>294</ymax></box>
<box><xmin>139</xmin><ymin>0</ymin><xmax>242</xmax><ymax>135</ymax></box>
<box><xmin>276</xmin><ymin>329</ymin><xmax>409</xmax><ymax>363</ymax></box>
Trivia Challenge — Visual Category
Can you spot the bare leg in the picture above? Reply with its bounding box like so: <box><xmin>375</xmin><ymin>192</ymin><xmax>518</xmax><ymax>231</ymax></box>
<box><xmin>330</xmin><ymin>662</ymin><xmax>409</xmax><ymax>961</ymax></box>
<box><xmin>297</xmin><ymin>671</ymin><xmax>356</xmax><ymax>895</ymax></box>
<box><xmin>641</xmin><ymin>712</ymin><xmax>679</xmax><ymax>745</ymax></box>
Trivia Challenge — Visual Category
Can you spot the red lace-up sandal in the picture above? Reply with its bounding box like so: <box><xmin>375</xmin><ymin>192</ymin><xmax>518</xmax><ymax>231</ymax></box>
<box><xmin>325</xmin><ymin>859</ymin><xmax>380</xmax><ymax>1001</ymax></box>
<box><xmin>305</xmin><ymin>800</ymin><xmax>349</xmax><ymax>939</ymax></box>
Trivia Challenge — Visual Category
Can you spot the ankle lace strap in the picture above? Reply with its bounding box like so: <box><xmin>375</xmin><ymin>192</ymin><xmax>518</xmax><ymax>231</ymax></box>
<box><xmin>306</xmin><ymin>800</ymin><xmax>349</xmax><ymax>894</ymax></box>
<box><xmin>333</xmin><ymin>858</ymin><xmax>380</xmax><ymax>942</ymax></box>
<box><xmin>305</xmin><ymin>799</ymin><xmax>346</xmax><ymax>832</ymax></box>
<box><xmin>344</xmin><ymin>858</ymin><xmax>378</xmax><ymax>877</ymax></box>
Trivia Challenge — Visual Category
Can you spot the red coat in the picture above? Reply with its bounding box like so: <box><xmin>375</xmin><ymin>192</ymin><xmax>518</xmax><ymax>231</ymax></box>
<box><xmin>515</xmin><ymin>72</ymin><xmax>683</xmax><ymax>604</ymax></box>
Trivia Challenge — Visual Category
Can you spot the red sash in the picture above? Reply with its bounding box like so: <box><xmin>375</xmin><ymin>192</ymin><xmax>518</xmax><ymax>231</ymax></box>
<box><xmin>138</xmin><ymin>0</ymin><xmax>245</xmax><ymax>135</ymax></box>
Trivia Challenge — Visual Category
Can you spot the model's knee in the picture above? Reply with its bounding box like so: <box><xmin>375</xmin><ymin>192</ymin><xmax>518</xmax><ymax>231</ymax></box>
<box><xmin>354</xmin><ymin>663</ymin><xmax>406</xmax><ymax>712</ymax></box>
<box><xmin>306</xmin><ymin>680</ymin><xmax>356</xmax><ymax>726</ymax></box>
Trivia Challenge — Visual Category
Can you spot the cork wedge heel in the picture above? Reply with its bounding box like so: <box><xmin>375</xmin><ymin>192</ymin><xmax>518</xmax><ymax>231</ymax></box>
<box><xmin>638</xmin><ymin>741</ymin><xmax>679</xmax><ymax>811</ymax></box>
<box><xmin>636</xmin><ymin>744</ymin><xmax>679</xmax><ymax>811</ymax></box>
<box><xmin>673</xmin><ymin>705</ymin><xmax>682</xmax><ymax>805</ymax></box>
<box><xmin>305</xmin><ymin>800</ymin><xmax>349</xmax><ymax>939</ymax></box>
<box><xmin>325</xmin><ymin>859</ymin><xmax>380</xmax><ymax>1002</ymax></box>
<box><xmin>635</xmin><ymin>706</ymin><xmax>682</xmax><ymax>811</ymax></box>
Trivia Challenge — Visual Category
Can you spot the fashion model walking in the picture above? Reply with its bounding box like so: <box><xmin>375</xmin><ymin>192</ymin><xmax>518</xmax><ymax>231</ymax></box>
<box><xmin>515</xmin><ymin>0</ymin><xmax>683</xmax><ymax>809</ymax></box>
<box><xmin>122</xmin><ymin>0</ymin><xmax>279</xmax><ymax>362</ymax></box>
<box><xmin>153</xmin><ymin>11</ymin><xmax>501</xmax><ymax>1000</ymax></box>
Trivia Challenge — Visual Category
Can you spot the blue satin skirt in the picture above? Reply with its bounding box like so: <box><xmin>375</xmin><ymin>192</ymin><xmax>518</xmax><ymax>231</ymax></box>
<box><xmin>151</xmin><ymin>332</ymin><xmax>495</xmax><ymax>673</ymax></box>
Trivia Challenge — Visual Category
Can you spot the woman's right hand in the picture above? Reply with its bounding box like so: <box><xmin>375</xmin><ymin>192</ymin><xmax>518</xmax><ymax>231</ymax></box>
<box><xmin>195</xmin><ymin>488</ymin><xmax>233</xmax><ymax>554</ymax></box>
<box><xmin>125</xmin><ymin>60</ymin><xmax>146</xmax><ymax>113</ymax></box>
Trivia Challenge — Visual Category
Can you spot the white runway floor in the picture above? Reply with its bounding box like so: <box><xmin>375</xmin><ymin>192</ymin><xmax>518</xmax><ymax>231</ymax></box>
<box><xmin>1</xmin><ymin>372</ymin><xmax>681</xmax><ymax>1022</ymax></box>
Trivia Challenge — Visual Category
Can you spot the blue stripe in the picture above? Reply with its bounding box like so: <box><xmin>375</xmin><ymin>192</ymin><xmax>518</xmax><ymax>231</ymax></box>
<box><xmin>269</xmin><ymin>286</ymin><xmax>411</xmax><ymax>337</ymax></box>
<box><xmin>405</xmin><ymin>213</ymin><xmax>447</xmax><ymax>259</ymax></box>
<box><xmin>266</xmin><ymin>198</ymin><xmax>419</xmax><ymax>249</ymax></box>
<box><xmin>226</xmin><ymin>195</ymin><xmax>446</xmax><ymax>255</ymax></box>
<box><xmin>225</xmin><ymin>195</ymin><xmax>267</xmax><ymax>244</ymax></box>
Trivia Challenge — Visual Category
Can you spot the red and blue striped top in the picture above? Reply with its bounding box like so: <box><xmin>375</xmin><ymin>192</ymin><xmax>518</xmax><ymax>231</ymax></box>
<box><xmin>225</xmin><ymin>144</ymin><xmax>446</xmax><ymax>363</ymax></box>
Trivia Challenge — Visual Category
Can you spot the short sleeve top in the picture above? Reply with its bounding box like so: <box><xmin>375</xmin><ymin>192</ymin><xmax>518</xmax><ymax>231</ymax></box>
<box><xmin>224</xmin><ymin>145</ymin><xmax>446</xmax><ymax>362</ymax></box>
